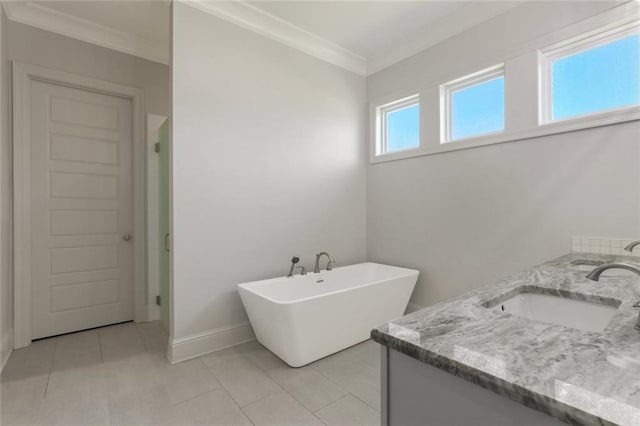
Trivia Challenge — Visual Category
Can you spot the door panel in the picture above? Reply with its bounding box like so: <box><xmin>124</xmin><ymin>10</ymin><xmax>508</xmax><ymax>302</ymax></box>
<box><xmin>30</xmin><ymin>80</ymin><xmax>134</xmax><ymax>339</ymax></box>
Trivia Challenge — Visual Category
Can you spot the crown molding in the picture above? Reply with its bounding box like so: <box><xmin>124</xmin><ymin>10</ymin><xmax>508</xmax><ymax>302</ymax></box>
<box><xmin>1</xmin><ymin>1</ymin><xmax>168</xmax><ymax>65</ymax></box>
<box><xmin>181</xmin><ymin>0</ymin><xmax>367</xmax><ymax>76</ymax></box>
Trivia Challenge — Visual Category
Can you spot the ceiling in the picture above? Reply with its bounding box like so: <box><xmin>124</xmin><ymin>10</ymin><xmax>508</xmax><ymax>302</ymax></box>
<box><xmin>249</xmin><ymin>2</ymin><xmax>471</xmax><ymax>58</ymax></box>
<box><xmin>2</xmin><ymin>1</ymin><xmax>522</xmax><ymax>74</ymax></box>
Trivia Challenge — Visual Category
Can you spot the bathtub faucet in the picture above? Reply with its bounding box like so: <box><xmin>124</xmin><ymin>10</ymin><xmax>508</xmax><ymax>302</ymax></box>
<box><xmin>287</xmin><ymin>257</ymin><xmax>300</xmax><ymax>278</ymax></box>
<box><xmin>314</xmin><ymin>252</ymin><xmax>335</xmax><ymax>274</ymax></box>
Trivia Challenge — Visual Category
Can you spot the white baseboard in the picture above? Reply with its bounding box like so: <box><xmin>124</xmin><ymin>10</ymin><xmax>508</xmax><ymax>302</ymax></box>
<box><xmin>168</xmin><ymin>322</ymin><xmax>255</xmax><ymax>364</ymax></box>
<box><xmin>406</xmin><ymin>302</ymin><xmax>425</xmax><ymax>314</ymax></box>
<box><xmin>1</xmin><ymin>329</ymin><xmax>14</xmax><ymax>372</ymax></box>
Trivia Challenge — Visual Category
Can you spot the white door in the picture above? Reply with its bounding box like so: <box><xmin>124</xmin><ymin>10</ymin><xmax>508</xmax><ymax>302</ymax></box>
<box><xmin>29</xmin><ymin>80</ymin><xmax>134</xmax><ymax>339</ymax></box>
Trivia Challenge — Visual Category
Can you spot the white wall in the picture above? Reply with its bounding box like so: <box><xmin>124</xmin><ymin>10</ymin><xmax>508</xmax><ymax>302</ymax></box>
<box><xmin>366</xmin><ymin>1</ymin><xmax>640</xmax><ymax>308</ymax></box>
<box><xmin>0</xmin><ymin>7</ymin><xmax>12</xmax><ymax>369</ymax></box>
<box><xmin>7</xmin><ymin>21</ymin><xmax>170</xmax><ymax>116</ymax></box>
<box><xmin>171</xmin><ymin>2</ymin><xmax>367</xmax><ymax>360</ymax></box>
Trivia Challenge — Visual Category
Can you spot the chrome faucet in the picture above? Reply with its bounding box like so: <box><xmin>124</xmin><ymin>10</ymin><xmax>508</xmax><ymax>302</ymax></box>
<box><xmin>624</xmin><ymin>241</ymin><xmax>640</xmax><ymax>252</ymax></box>
<box><xmin>287</xmin><ymin>257</ymin><xmax>307</xmax><ymax>277</ymax></box>
<box><xmin>586</xmin><ymin>263</ymin><xmax>640</xmax><ymax>281</ymax></box>
<box><xmin>314</xmin><ymin>252</ymin><xmax>335</xmax><ymax>273</ymax></box>
<box><xmin>586</xmin><ymin>262</ymin><xmax>640</xmax><ymax>331</ymax></box>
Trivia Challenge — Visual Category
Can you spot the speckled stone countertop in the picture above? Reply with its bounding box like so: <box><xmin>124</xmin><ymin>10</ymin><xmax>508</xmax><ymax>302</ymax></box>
<box><xmin>371</xmin><ymin>253</ymin><xmax>640</xmax><ymax>426</ymax></box>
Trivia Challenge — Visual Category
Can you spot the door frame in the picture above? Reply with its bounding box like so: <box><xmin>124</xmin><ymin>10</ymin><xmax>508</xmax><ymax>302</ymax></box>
<box><xmin>12</xmin><ymin>62</ymin><xmax>147</xmax><ymax>348</ymax></box>
<box><xmin>146</xmin><ymin>113</ymin><xmax>168</xmax><ymax>322</ymax></box>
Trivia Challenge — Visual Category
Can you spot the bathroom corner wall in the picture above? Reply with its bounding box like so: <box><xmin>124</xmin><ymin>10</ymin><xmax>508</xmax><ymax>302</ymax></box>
<box><xmin>366</xmin><ymin>1</ymin><xmax>640</xmax><ymax>309</ymax></box>
<box><xmin>170</xmin><ymin>2</ymin><xmax>367</xmax><ymax>361</ymax></box>
<box><xmin>0</xmin><ymin>6</ymin><xmax>12</xmax><ymax>370</ymax></box>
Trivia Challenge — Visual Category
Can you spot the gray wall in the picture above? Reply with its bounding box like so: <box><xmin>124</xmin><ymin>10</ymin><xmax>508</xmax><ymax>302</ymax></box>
<box><xmin>1</xmin><ymin>7</ymin><xmax>12</xmax><ymax>366</ymax></box>
<box><xmin>0</xmin><ymin>21</ymin><xmax>169</xmax><ymax>362</ymax></box>
<box><xmin>7</xmin><ymin>21</ymin><xmax>170</xmax><ymax>116</ymax></box>
<box><xmin>366</xmin><ymin>1</ymin><xmax>639</xmax><ymax>308</ymax></box>
<box><xmin>171</xmin><ymin>2</ymin><xmax>367</xmax><ymax>341</ymax></box>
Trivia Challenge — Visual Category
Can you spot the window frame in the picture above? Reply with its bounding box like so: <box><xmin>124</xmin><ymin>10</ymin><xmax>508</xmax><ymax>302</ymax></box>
<box><xmin>375</xmin><ymin>94</ymin><xmax>420</xmax><ymax>156</ymax></box>
<box><xmin>539</xmin><ymin>20</ymin><xmax>640</xmax><ymax>125</ymax></box>
<box><xmin>440</xmin><ymin>64</ymin><xmax>505</xmax><ymax>143</ymax></box>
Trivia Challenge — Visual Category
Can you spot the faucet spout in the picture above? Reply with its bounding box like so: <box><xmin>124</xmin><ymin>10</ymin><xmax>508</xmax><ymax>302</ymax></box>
<box><xmin>586</xmin><ymin>262</ymin><xmax>640</xmax><ymax>281</ymax></box>
<box><xmin>586</xmin><ymin>262</ymin><xmax>640</xmax><ymax>332</ymax></box>
<box><xmin>624</xmin><ymin>241</ymin><xmax>640</xmax><ymax>252</ymax></box>
<box><xmin>314</xmin><ymin>252</ymin><xmax>333</xmax><ymax>274</ymax></box>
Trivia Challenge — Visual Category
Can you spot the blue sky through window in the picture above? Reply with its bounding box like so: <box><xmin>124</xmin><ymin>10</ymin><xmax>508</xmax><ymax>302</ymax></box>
<box><xmin>451</xmin><ymin>76</ymin><xmax>505</xmax><ymax>140</ymax></box>
<box><xmin>552</xmin><ymin>33</ymin><xmax>640</xmax><ymax>120</ymax></box>
<box><xmin>386</xmin><ymin>103</ymin><xmax>419</xmax><ymax>152</ymax></box>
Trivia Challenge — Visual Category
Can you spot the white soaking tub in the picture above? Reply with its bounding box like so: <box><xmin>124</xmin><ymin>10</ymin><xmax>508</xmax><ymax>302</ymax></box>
<box><xmin>238</xmin><ymin>262</ymin><xmax>419</xmax><ymax>367</ymax></box>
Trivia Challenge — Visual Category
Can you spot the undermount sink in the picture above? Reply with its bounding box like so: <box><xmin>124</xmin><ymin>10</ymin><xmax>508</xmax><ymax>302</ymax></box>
<box><xmin>493</xmin><ymin>292</ymin><xmax>618</xmax><ymax>332</ymax></box>
<box><xmin>570</xmin><ymin>260</ymin><xmax>637</xmax><ymax>277</ymax></box>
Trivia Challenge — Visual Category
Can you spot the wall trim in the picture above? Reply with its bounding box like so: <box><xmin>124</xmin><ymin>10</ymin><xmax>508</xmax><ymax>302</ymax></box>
<box><xmin>146</xmin><ymin>114</ymin><xmax>168</xmax><ymax>322</ymax></box>
<box><xmin>371</xmin><ymin>105</ymin><xmax>640</xmax><ymax>164</ymax></box>
<box><xmin>12</xmin><ymin>62</ymin><xmax>147</xmax><ymax>348</ymax></box>
<box><xmin>1</xmin><ymin>329</ymin><xmax>13</xmax><ymax>372</ymax></box>
<box><xmin>1</xmin><ymin>1</ymin><xmax>168</xmax><ymax>65</ymax></box>
<box><xmin>168</xmin><ymin>322</ymin><xmax>256</xmax><ymax>364</ymax></box>
<box><xmin>180</xmin><ymin>0</ymin><xmax>367</xmax><ymax>76</ymax></box>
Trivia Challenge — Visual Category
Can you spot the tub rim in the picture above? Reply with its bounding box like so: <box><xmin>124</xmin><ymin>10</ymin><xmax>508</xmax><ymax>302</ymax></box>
<box><xmin>237</xmin><ymin>261</ymin><xmax>419</xmax><ymax>305</ymax></box>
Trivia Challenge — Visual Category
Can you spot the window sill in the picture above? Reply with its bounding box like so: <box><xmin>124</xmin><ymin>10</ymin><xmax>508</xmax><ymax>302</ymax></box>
<box><xmin>370</xmin><ymin>104</ymin><xmax>640</xmax><ymax>164</ymax></box>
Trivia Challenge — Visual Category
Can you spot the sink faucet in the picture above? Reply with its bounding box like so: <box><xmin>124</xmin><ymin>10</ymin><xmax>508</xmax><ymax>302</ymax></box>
<box><xmin>624</xmin><ymin>241</ymin><xmax>640</xmax><ymax>252</ymax></box>
<box><xmin>314</xmin><ymin>252</ymin><xmax>335</xmax><ymax>274</ymax></box>
<box><xmin>586</xmin><ymin>262</ymin><xmax>640</xmax><ymax>331</ymax></box>
<box><xmin>586</xmin><ymin>263</ymin><xmax>640</xmax><ymax>281</ymax></box>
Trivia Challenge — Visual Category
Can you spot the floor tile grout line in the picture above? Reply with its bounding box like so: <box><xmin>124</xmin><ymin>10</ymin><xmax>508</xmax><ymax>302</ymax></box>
<box><xmin>132</xmin><ymin>322</ymin><xmax>149</xmax><ymax>352</ymax></box>
<box><xmin>199</xmin><ymin>352</ymin><xmax>285</xmax><ymax>409</ymax></box>
<box><xmin>307</xmin><ymin>374</ymin><xmax>380</xmax><ymax>413</ymax></box>
<box><xmin>346</xmin><ymin>391</ymin><xmax>381</xmax><ymax>413</ymax></box>
<box><xmin>97</xmin><ymin>330</ymin><xmax>105</xmax><ymax>364</ymax></box>
<box><xmin>238</xmin><ymin>405</ymin><xmax>257</xmax><ymax>426</ymax></box>
<box><xmin>313</xmin><ymin>410</ymin><xmax>329</xmax><ymax>425</ymax></box>
<box><xmin>194</xmin><ymin>357</ymin><xmax>224</xmax><ymax>386</ymax></box>
<box><xmin>264</xmin><ymin>368</ymin><xmax>348</xmax><ymax>415</ymax></box>
<box><xmin>313</xmin><ymin>392</ymin><xmax>353</xmax><ymax>414</ymax></box>
<box><xmin>263</xmin><ymin>345</ymin><xmax>379</xmax><ymax>415</ymax></box>
<box><xmin>221</xmin><ymin>386</ymin><xmax>257</xmax><ymax>426</ymax></box>
<box><xmin>169</xmin><ymin>385</ymin><xmax>223</xmax><ymax>408</ymax></box>
<box><xmin>238</xmin><ymin>387</ymin><xmax>330</xmax><ymax>425</ymax></box>
<box><xmin>42</xmin><ymin>341</ymin><xmax>57</xmax><ymax>399</ymax></box>
<box><xmin>237</xmin><ymin>386</ymin><xmax>283</xmax><ymax>409</ymax></box>
<box><xmin>206</xmin><ymin>386</ymin><xmax>256</xmax><ymax>426</ymax></box>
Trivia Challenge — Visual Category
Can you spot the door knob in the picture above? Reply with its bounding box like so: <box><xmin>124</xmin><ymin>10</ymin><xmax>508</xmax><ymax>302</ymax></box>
<box><xmin>123</xmin><ymin>234</ymin><xmax>132</xmax><ymax>242</ymax></box>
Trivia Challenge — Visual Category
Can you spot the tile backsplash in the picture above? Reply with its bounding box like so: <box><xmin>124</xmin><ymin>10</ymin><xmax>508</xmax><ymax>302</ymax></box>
<box><xmin>572</xmin><ymin>237</ymin><xmax>640</xmax><ymax>257</ymax></box>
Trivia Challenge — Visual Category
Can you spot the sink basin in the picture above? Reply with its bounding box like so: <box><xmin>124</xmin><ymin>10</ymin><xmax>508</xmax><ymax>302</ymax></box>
<box><xmin>494</xmin><ymin>292</ymin><xmax>618</xmax><ymax>332</ymax></box>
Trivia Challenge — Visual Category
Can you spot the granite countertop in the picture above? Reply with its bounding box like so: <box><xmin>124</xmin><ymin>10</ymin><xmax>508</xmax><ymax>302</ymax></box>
<box><xmin>371</xmin><ymin>253</ymin><xmax>640</xmax><ymax>426</ymax></box>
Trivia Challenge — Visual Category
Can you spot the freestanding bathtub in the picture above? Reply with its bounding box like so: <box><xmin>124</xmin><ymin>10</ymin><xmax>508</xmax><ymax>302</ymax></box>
<box><xmin>238</xmin><ymin>262</ymin><xmax>419</xmax><ymax>367</ymax></box>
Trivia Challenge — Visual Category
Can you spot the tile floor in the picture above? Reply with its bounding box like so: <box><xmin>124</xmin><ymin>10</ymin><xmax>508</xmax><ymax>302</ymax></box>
<box><xmin>0</xmin><ymin>321</ymin><xmax>381</xmax><ymax>425</ymax></box>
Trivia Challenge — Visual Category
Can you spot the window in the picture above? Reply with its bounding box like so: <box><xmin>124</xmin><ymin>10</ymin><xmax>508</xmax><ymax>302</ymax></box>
<box><xmin>375</xmin><ymin>95</ymin><xmax>420</xmax><ymax>156</ymax></box>
<box><xmin>441</xmin><ymin>65</ymin><xmax>505</xmax><ymax>142</ymax></box>
<box><xmin>541</xmin><ymin>23</ymin><xmax>640</xmax><ymax>122</ymax></box>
